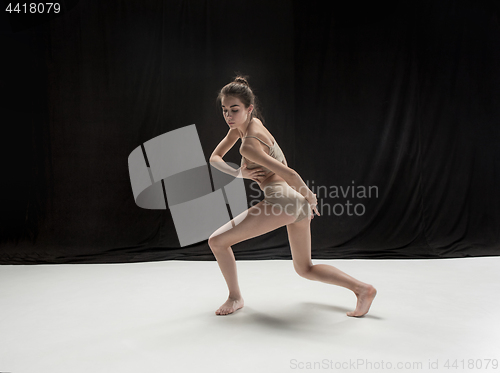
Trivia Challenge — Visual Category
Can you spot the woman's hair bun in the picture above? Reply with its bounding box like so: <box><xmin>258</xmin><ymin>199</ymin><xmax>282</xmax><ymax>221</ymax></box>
<box><xmin>234</xmin><ymin>76</ymin><xmax>249</xmax><ymax>86</ymax></box>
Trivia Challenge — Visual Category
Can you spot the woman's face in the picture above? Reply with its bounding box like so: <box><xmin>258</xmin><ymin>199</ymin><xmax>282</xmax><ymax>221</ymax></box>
<box><xmin>221</xmin><ymin>96</ymin><xmax>253</xmax><ymax>130</ymax></box>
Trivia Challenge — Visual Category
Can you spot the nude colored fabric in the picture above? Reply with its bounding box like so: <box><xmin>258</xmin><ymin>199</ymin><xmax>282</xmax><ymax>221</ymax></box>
<box><xmin>240</xmin><ymin>135</ymin><xmax>286</xmax><ymax>174</ymax></box>
<box><xmin>262</xmin><ymin>181</ymin><xmax>311</xmax><ymax>223</ymax></box>
<box><xmin>240</xmin><ymin>136</ymin><xmax>310</xmax><ymax>223</ymax></box>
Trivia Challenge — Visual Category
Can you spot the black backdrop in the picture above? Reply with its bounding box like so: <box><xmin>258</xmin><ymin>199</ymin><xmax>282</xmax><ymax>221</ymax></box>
<box><xmin>1</xmin><ymin>0</ymin><xmax>499</xmax><ymax>264</ymax></box>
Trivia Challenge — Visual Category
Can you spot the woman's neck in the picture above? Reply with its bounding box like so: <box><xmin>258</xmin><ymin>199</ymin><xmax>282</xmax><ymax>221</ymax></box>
<box><xmin>239</xmin><ymin>117</ymin><xmax>254</xmax><ymax>138</ymax></box>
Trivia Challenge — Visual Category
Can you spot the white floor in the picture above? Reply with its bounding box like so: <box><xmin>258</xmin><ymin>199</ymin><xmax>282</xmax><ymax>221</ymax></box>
<box><xmin>1</xmin><ymin>257</ymin><xmax>499</xmax><ymax>373</ymax></box>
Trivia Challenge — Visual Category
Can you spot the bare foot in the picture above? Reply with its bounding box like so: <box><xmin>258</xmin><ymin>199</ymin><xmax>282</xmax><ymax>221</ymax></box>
<box><xmin>347</xmin><ymin>285</ymin><xmax>377</xmax><ymax>317</ymax></box>
<box><xmin>215</xmin><ymin>297</ymin><xmax>244</xmax><ymax>316</ymax></box>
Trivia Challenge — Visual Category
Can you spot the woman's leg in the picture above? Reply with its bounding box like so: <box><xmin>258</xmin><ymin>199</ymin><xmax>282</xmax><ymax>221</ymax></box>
<box><xmin>286</xmin><ymin>217</ymin><xmax>377</xmax><ymax>317</ymax></box>
<box><xmin>208</xmin><ymin>200</ymin><xmax>297</xmax><ymax>315</ymax></box>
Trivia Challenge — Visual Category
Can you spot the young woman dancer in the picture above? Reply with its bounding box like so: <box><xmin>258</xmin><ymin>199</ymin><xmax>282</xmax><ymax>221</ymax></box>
<box><xmin>208</xmin><ymin>76</ymin><xmax>377</xmax><ymax>317</ymax></box>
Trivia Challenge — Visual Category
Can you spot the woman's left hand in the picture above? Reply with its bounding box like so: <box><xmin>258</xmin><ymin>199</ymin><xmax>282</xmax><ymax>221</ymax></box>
<box><xmin>309</xmin><ymin>194</ymin><xmax>320</xmax><ymax>219</ymax></box>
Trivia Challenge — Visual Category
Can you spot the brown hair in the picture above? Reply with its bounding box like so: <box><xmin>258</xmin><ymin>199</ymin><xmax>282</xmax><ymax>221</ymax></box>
<box><xmin>217</xmin><ymin>74</ymin><xmax>265</xmax><ymax>124</ymax></box>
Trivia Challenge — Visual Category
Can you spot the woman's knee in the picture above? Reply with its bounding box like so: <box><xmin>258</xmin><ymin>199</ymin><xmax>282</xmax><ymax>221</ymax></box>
<box><xmin>294</xmin><ymin>263</ymin><xmax>313</xmax><ymax>278</ymax></box>
<box><xmin>208</xmin><ymin>234</ymin><xmax>231</xmax><ymax>252</ymax></box>
<box><xmin>208</xmin><ymin>236</ymin><xmax>219</xmax><ymax>250</ymax></box>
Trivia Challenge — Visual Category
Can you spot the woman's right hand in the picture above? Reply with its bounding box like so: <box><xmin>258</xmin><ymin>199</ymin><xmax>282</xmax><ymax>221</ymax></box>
<box><xmin>239</xmin><ymin>164</ymin><xmax>266</xmax><ymax>183</ymax></box>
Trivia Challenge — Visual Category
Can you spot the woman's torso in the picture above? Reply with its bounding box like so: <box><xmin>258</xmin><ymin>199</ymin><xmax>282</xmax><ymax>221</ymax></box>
<box><xmin>239</xmin><ymin>120</ymin><xmax>287</xmax><ymax>190</ymax></box>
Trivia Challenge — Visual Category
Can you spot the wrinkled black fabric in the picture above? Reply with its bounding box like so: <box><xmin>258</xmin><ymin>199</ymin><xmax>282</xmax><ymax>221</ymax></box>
<box><xmin>1</xmin><ymin>0</ymin><xmax>499</xmax><ymax>264</ymax></box>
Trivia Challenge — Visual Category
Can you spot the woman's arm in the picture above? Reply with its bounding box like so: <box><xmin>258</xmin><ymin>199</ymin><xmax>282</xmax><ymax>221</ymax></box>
<box><xmin>209</xmin><ymin>128</ymin><xmax>241</xmax><ymax>178</ymax></box>
<box><xmin>240</xmin><ymin>139</ymin><xmax>316</xmax><ymax>203</ymax></box>
<box><xmin>210</xmin><ymin>130</ymin><xmax>268</xmax><ymax>183</ymax></box>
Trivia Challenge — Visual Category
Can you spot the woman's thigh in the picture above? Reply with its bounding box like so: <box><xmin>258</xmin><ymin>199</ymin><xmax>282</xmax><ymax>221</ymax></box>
<box><xmin>286</xmin><ymin>217</ymin><xmax>313</xmax><ymax>274</ymax></box>
<box><xmin>208</xmin><ymin>200</ymin><xmax>297</xmax><ymax>248</ymax></box>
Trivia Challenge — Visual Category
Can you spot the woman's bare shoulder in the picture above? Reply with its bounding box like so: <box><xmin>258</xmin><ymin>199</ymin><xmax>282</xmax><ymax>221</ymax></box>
<box><xmin>245</xmin><ymin>118</ymin><xmax>274</xmax><ymax>145</ymax></box>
